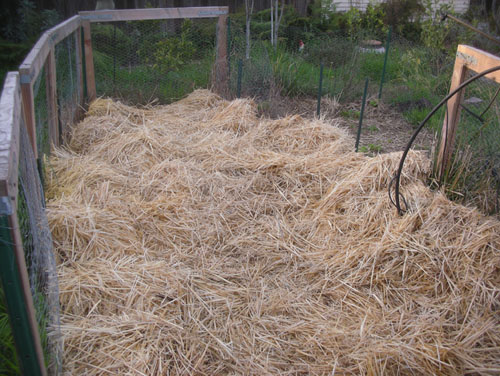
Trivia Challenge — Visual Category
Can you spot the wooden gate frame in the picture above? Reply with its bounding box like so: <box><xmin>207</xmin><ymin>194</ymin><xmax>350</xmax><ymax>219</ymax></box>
<box><xmin>78</xmin><ymin>7</ymin><xmax>230</xmax><ymax>101</ymax></box>
<box><xmin>437</xmin><ymin>45</ymin><xmax>500</xmax><ymax>179</ymax></box>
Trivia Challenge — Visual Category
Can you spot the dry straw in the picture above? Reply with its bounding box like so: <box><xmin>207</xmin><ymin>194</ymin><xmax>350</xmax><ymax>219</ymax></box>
<box><xmin>46</xmin><ymin>90</ymin><xmax>500</xmax><ymax>375</ymax></box>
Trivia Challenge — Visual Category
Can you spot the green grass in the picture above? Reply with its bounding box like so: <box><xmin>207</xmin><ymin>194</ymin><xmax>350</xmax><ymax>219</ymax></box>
<box><xmin>0</xmin><ymin>287</ymin><xmax>20</xmax><ymax>376</ymax></box>
<box><xmin>94</xmin><ymin>50</ymin><xmax>214</xmax><ymax>104</ymax></box>
<box><xmin>359</xmin><ymin>143</ymin><xmax>383</xmax><ymax>153</ymax></box>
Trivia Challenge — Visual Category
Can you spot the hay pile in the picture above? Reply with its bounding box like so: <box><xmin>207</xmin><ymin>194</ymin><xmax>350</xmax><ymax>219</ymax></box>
<box><xmin>47</xmin><ymin>90</ymin><xmax>500</xmax><ymax>375</ymax></box>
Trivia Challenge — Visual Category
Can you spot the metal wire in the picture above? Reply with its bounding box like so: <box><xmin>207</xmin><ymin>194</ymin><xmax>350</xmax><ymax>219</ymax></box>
<box><xmin>389</xmin><ymin>65</ymin><xmax>500</xmax><ymax>215</ymax></box>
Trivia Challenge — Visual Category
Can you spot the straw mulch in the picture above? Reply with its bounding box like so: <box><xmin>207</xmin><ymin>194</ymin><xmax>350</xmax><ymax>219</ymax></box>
<box><xmin>46</xmin><ymin>90</ymin><xmax>500</xmax><ymax>375</ymax></box>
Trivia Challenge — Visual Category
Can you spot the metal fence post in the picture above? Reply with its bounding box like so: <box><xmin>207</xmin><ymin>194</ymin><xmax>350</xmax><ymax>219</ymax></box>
<box><xmin>237</xmin><ymin>59</ymin><xmax>243</xmax><ymax>98</ymax></box>
<box><xmin>227</xmin><ymin>16</ymin><xmax>231</xmax><ymax>78</ymax></box>
<box><xmin>356</xmin><ymin>78</ymin><xmax>369</xmax><ymax>152</ymax></box>
<box><xmin>378</xmin><ymin>26</ymin><xmax>392</xmax><ymax>99</ymax></box>
<box><xmin>317</xmin><ymin>63</ymin><xmax>324</xmax><ymax>117</ymax></box>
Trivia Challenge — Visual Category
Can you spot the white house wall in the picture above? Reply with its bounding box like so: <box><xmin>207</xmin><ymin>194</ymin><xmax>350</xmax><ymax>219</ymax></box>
<box><xmin>327</xmin><ymin>0</ymin><xmax>469</xmax><ymax>14</ymax></box>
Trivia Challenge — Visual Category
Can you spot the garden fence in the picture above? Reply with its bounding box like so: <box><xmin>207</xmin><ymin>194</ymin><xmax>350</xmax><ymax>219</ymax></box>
<box><xmin>0</xmin><ymin>7</ymin><xmax>228</xmax><ymax>375</ymax></box>
<box><xmin>0</xmin><ymin>6</ymin><xmax>499</xmax><ymax>375</ymax></box>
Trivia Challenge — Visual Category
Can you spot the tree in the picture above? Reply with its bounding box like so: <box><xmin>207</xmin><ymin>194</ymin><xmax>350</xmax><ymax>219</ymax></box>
<box><xmin>245</xmin><ymin>0</ymin><xmax>254</xmax><ymax>59</ymax></box>
<box><xmin>270</xmin><ymin>0</ymin><xmax>285</xmax><ymax>48</ymax></box>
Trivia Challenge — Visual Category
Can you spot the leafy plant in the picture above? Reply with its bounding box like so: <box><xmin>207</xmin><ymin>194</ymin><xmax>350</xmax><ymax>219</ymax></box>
<box><xmin>152</xmin><ymin>20</ymin><xmax>195</xmax><ymax>74</ymax></box>
<box><xmin>0</xmin><ymin>287</ymin><xmax>20</xmax><ymax>376</ymax></box>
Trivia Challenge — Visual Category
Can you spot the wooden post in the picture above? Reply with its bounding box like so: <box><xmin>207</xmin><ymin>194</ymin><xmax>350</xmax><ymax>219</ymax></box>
<box><xmin>75</xmin><ymin>29</ymin><xmax>84</xmax><ymax>123</ymax></box>
<box><xmin>215</xmin><ymin>14</ymin><xmax>229</xmax><ymax>96</ymax></box>
<box><xmin>436</xmin><ymin>61</ymin><xmax>467</xmax><ymax>179</ymax></box>
<box><xmin>82</xmin><ymin>20</ymin><xmax>96</xmax><ymax>102</ymax></box>
<box><xmin>45</xmin><ymin>48</ymin><xmax>59</xmax><ymax>148</ymax></box>
<box><xmin>19</xmin><ymin>82</ymin><xmax>37</xmax><ymax>159</ymax></box>
<box><xmin>0</xmin><ymin>72</ymin><xmax>47</xmax><ymax>376</ymax></box>
<box><xmin>436</xmin><ymin>45</ymin><xmax>500</xmax><ymax>180</ymax></box>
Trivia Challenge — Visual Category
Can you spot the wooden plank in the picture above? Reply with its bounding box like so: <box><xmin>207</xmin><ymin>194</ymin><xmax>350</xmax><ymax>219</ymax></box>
<box><xmin>19</xmin><ymin>16</ymin><xmax>82</xmax><ymax>85</ymax></box>
<box><xmin>214</xmin><ymin>14</ymin><xmax>229</xmax><ymax>97</ymax></box>
<box><xmin>456</xmin><ymin>44</ymin><xmax>500</xmax><ymax>82</ymax></box>
<box><xmin>20</xmin><ymin>82</ymin><xmax>37</xmax><ymax>159</ymax></box>
<box><xmin>19</xmin><ymin>32</ymin><xmax>51</xmax><ymax>86</ymax></box>
<box><xmin>79</xmin><ymin>6</ymin><xmax>228</xmax><ymax>22</ymax></box>
<box><xmin>436</xmin><ymin>58</ymin><xmax>468</xmax><ymax>179</ymax></box>
<box><xmin>48</xmin><ymin>15</ymin><xmax>81</xmax><ymax>46</ymax></box>
<box><xmin>436</xmin><ymin>44</ymin><xmax>500</xmax><ymax>179</ymax></box>
<box><xmin>82</xmin><ymin>20</ymin><xmax>97</xmax><ymax>102</ymax></box>
<box><xmin>0</xmin><ymin>72</ymin><xmax>21</xmax><ymax>199</ymax></box>
<box><xmin>45</xmin><ymin>48</ymin><xmax>59</xmax><ymax>149</ymax></box>
<box><xmin>74</xmin><ymin>29</ymin><xmax>84</xmax><ymax>125</ymax></box>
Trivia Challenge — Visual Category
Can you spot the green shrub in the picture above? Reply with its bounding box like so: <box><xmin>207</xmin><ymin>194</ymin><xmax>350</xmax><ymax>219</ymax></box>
<box><xmin>152</xmin><ymin>21</ymin><xmax>195</xmax><ymax>74</ymax></box>
<box><xmin>92</xmin><ymin>24</ymin><xmax>134</xmax><ymax>66</ymax></box>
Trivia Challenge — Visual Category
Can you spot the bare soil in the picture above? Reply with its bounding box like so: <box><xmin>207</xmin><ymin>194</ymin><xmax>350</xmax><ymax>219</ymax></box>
<box><xmin>261</xmin><ymin>94</ymin><xmax>437</xmax><ymax>155</ymax></box>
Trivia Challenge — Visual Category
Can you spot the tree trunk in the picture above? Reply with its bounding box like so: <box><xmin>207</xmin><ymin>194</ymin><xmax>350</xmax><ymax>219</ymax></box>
<box><xmin>245</xmin><ymin>0</ymin><xmax>254</xmax><ymax>59</ymax></box>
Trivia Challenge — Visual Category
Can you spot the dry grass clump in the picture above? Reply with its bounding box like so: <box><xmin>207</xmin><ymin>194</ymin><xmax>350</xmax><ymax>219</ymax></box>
<box><xmin>46</xmin><ymin>90</ymin><xmax>500</xmax><ymax>375</ymax></box>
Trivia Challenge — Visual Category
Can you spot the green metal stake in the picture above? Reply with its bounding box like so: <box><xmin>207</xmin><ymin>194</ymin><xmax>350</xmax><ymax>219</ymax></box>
<box><xmin>237</xmin><ymin>59</ymin><xmax>243</xmax><ymax>98</ymax></box>
<box><xmin>227</xmin><ymin>17</ymin><xmax>231</xmax><ymax>78</ymax></box>
<box><xmin>0</xmin><ymin>207</ymin><xmax>44</xmax><ymax>376</ymax></box>
<box><xmin>378</xmin><ymin>26</ymin><xmax>392</xmax><ymax>99</ymax></box>
<box><xmin>316</xmin><ymin>63</ymin><xmax>324</xmax><ymax>117</ymax></box>
<box><xmin>355</xmin><ymin>78</ymin><xmax>369</xmax><ymax>152</ymax></box>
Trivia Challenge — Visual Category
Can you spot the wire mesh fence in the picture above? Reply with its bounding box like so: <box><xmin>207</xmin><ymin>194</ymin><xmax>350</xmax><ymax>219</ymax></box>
<box><xmin>18</xmin><ymin>116</ymin><xmax>62</xmax><ymax>374</ymax></box>
<box><xmin>91</xmin><ymin>18</ymin><xmax>218</xmax><ymax>105</ymax></box>
<box><xmin>2</xmin><ymin>8</ymin><xmax>500</xmax><ymax>375</ymax></box>
<box><xmin>33</xmin><ymin>66</ymin><xmax>50</xmax><ymax>158</ymax></box>
<box><xmin>444</xmin><ymin>71</ymin><xmax>500</xmax><ymax>215</ymax></box>
<box><xmin>55</xmin><ymin>31</ymin><xmax>81</xmax><ymax>144</ymax></box>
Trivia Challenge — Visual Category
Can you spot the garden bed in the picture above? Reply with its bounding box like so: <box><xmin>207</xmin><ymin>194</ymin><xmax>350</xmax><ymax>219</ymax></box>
<box><xmin>47</xmin><ymin>90</ymin><xmax>499</xmax><ymax>374</ymax></box>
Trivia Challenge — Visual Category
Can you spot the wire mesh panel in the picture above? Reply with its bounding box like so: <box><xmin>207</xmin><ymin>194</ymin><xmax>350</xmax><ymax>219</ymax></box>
<box><xmin>16</xmin><ymin>111</ymin><xmax>61</xmax><ymax>374</ymax></box>
<box><xmin>91</xmin><ymin>18</ymin><xmax>217</xmax><ymax>105</ymax></box>
<box><xmin>446</xmin><ymin>71</ymin><xmax>500</xmax><ymax>215</ymax></box>
<box><xmin>55</xmin><ymin>31</ymin><xmax>81</xmax><ymax>143</ymax></box>
<box><xmin>33</xmin><ymin>67</ymin><xmax>50</xmax><ymax>158</ymax></box>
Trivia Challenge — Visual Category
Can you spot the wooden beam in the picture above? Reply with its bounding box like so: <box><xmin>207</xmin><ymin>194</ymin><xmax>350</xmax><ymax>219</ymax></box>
<box><xmin>19</xmin><ymin>32</ymin><xmax>51</xmax><ymax>87</ymax></box>
<box><xmin>48</xmin><ymin>15</ymin><xmax>82</xmax><ymax>46</ymax></box>
<box><xmin>214</xmin><ymin>14</ymin><xmax>229</xmax><ymax>97</ymax></box>
<box><xmin>75</xmin><ymin>28</ymin><xmax>84</xmax><ymax>122</ymax></box>
<box><xmin>19</xmin><ymin>16</ymin><xmax>81</xmax><ymax>86</ymax></box>
<box><xmin>45</xmin><ymin>48</ymin><xmax>59</xmax><ymax>149</ymax></box>
<box><xmin>436</xmin><ymin>45</ymin><xmax>500</xmax><ymax>179</ymax></box>
<box><xmin>456</xmin><ymin>44</ymin><xmax>500</xmax><ymax>82</ymax></box>
<box><xmin>79</xmin><ymin>6</ymin><xmax>228</xmax><ymax>22</ymax></box>
<box><xmin>436</xmin><ymin>60</ymin><xmax>468</xmax><ymax>180</ymax></box>
<box><xmin>0</xmin><ymin>73</ymin><xmax>21</xmax><ymax>199</ymax></box>
<box><xmin>82</xmin><ymin>20</ymin><xmax>97</xmax><ymax>102</ymax></box>
<box><xmin>20</xmin><ymin>82</ymin><xmax>37</xmax><ymax>159</ymax></box>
